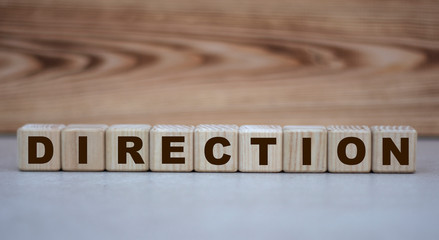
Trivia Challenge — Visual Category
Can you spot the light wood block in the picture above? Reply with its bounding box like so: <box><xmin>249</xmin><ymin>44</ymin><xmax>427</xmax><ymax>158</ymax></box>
<box><xmin>283</xmin><ymin>126</ymin><xmax>327</xmax><ymax>172</ymax></box>
<box><xmin>327</xmin><ymin>125</ymin><xmax>371</xmax><ymax>173</ymax></box>
<box><xmin>371</xmin><ymin>126</ymin><xmax>417</xmax><ymax>173</ymax></box>
<box><xmin>61</xmin><ymin>124</ymin><xmax>107</xmax><ymax>171</ymax></box>
<box><xmin>150</xmin><ymin>125</ymin><xmax>194</xmax><ymax>172</ymax></box>
<box><xmin>17</xmin><ymin>124</ymin><xmax>65</xmax><ymax>171</ymax></box>
<box><xmin>194</xmin><ymin>124</ymin><xmax>238</xmax><ymax>172</ymax></box>
<box><xmin>106</xmin><ymin>124</ymin><xmax>151</xmax><ymax>171</ymax></box>
<box><xmin>239</xmin><ymin>125</ymin><xmax>282</xmax><ymax>172</ymax></box>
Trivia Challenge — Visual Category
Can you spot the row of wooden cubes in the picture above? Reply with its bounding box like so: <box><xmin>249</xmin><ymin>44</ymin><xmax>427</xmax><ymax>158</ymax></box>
<box><xmin>18</xmin><ymin>124</ymin><xmax>416</xmax><ymax>173</ymax></box>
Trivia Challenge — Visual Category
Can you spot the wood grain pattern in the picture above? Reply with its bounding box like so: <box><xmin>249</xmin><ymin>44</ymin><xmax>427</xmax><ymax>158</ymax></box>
<box><xmin>61</xmin><ymin>124</ymin><xmax>107</xmax><ymax>171</ymax></box>
<box><xmin>283</xmin><ymin>126</ymin><xmax>327</xmax><ymax>172</ymax></box>
<box><xmin>371</xmin><ymin>125</ymin><xmax>416</xmax><ymax>173</ymax></box>
<box><xmin>327</xmin><ymin>125</ymin><xmax>371</xmax><ymax>173</ymax></box>
<box><xmin>106</xmin><ymin>124</ymin><xmax>151</xmax><ymax>171</ymax></box>
<box><xmin>239</xmin><ymin>125</ymin><xmax>282</xmax><ymax>172</ymax></box>
<box><xmin>17</xmin><ymin>124</ymin><xmax>64</xmax><ymax>171</ymax></box>
<box><xmin>194</xmin><ymin>124</ymin><xmax>238</xmax><ymax>172</ymax></box>
<box><xmin>0</xmin><ymin>0</ymin><xmax>439</xmax><ymax>135</ymax></box>
<box><xmin>149</xmin><ymin>125</ymin><xmax>194</xmax><ymax>172</ymax></box>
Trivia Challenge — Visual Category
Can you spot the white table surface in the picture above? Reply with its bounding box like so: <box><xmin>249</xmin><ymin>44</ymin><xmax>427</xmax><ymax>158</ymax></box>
<box><xmin>0</xmin><ymin>135</ymin><xmax>438</xmax><ymax>240</ymax></box>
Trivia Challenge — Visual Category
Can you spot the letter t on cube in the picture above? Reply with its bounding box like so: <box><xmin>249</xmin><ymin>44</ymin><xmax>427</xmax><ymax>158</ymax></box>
<box><xmin>239</xmin><ymin>125</ymin><xmax>282</xmax><ymax>172</ymax></box>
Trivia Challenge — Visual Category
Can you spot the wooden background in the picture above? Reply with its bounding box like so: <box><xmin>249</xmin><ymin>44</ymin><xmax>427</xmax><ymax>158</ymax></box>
<box><xmin>0</xmin><ymin>0</ymin><xmax>438</xmax><ymax>135</ymax></box>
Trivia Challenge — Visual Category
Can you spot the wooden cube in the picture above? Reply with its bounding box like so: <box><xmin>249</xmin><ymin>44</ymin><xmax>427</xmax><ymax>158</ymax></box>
<box><xmin>327</xmin><ymin>125</ymin><xmax>371</xmax><ymax>173</ymax></box>
<box><xmin>239</xmin><ymin>125</ymin><xmax>282</xmax><ymax>172</ymax></box>
<box><xmin>283</xmin><ymin>126</ymin><xmax>327</xmax><ymax>172</ymax></box>
<box><xmin>106</xmin><ymin>124</ymin><xmax>151</xmax><ymax>171</ymax></box>
<box><xmin>371</xmin><ymin>126</ymin><xmax>416</xmax><ymax>173</ymax></box>
<box><xmin>194</xmin><ymin>124</ymin><xmax>238</xmax><ymax>172</ymax></box>
<box><xmin>150</xmin><ymin>125</ymin><xmax>194</xmax><ymax>172</ymax></box>
<box><xmin>17</xmin><ymin>124</ymin><xmax>65</xmax><ymax>171</ymax></box>
<box><xmin>61</xmin><ymin>124</ymin><xmax>107</xmax><ymax>171</ymax></box>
